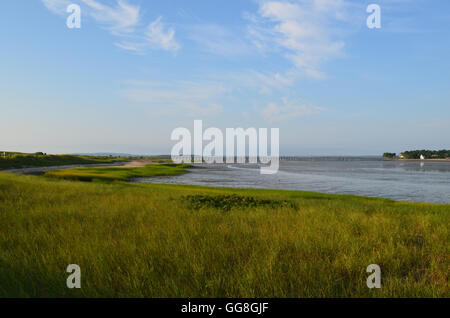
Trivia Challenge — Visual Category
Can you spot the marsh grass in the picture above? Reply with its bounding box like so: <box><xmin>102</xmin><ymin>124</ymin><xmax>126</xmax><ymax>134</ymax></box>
<box><xmin>44</xmin><ymin>164</ymin><xmax>191</xmax><ymax>182</ymax></box>
<box><xmin>0</xmin><ymin>172</ymin><xmax>448</xmax><ymax>297</ymax></box>
<box><xmin>0</xmin><ymin>153</ymin><xmax>127</xmax><ymax>170</ymax></box>
<box><xmin>182</xmin><ymin>194</ymin><xmax>298</xmax><ymax>211</ymax></box>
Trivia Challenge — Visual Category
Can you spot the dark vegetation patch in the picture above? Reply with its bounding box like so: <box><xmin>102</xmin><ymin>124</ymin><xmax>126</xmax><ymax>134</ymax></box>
<box><xmin>161</xmin><ymin>163</ymin><xmax>194</xmax><ymax>168</ymax></box>
<box><xmin>0</xmin><ymin>152</ymin><xmax>126</xmax><ymax>170</ymax></box>
<box><xmin>182</xmin><ymin>194</ymin><xmax>298</xmax><ymax>211</ymax></box>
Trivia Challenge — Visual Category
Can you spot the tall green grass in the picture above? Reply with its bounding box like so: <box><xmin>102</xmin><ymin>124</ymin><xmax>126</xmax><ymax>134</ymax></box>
<box><xmin>0</xmin><ymin>172</ymin><xmax>448</xmax><ymax>297</ymax></box>
<box><xmin>45</xmin><ymin>164</ymin><xmax>191</xmax><ymax>182</ymax></box>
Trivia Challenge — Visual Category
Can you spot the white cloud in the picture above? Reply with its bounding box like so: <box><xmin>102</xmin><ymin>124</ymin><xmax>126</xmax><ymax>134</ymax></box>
<box><xmin>225</xmin><ymin>69</ymin><xmax>296</xmax><ymax>95</ymax></box>
<box><xmin>260</xmin><ymin>98</ymin><xmax>324</xmax><ymax>122</ymax></box>
<box><xmin>80</xmin><ymin>0</ymin><xmax>140</xmax><ymax>34</ymax></box>
<box><xmin>187</xmin><ymin>24</ymin><xmax>252</xmax><ymax>57</ymax></box>
<box><xmin>113</xmin><ymin>41</ymin><xmax>143</xmax><ymax>52</ymax></box>
<box><xmin>41</xmin><ymin>0</ymin><xmax>179</xmax><ymax>52</ymax></box>
<box><xmin>42</xmin><ymin>0</ymin><xmax>140</xmax><ymax>33</ymax></box>
<box><xmin>42</xmin><ymin>0</ymin><xmax>72</xmax><ymax>14</ymax></box>
<box><xmin>247</xmin><ymin>0</ymin><xmax>351</xmax><ymax>78</ymax></box>
<box><xmin>145</xmin><ymin>17</ymin><xmax>180</xmax><ymax>51</ymax></box>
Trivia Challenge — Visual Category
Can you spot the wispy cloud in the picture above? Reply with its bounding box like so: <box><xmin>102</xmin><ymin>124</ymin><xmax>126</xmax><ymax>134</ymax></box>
<box><xmin>113</xmin><ymin>16</ymin><xmax>180</xmax><ymax>53</ymax></box>
<box><xmin>247</xmin><ymin>0</ymin><xmax>352</xmax><ymax>79</ymax></box>
<box><xmin>187</xmin><ymin>24</ymin><xmax>253</xmax><ymax>57</ymax></box>
<box><xmin>121</xmin><ymin>80</ymin><xmax>227</xmax><ymax>117</ymax></box>
<box><xmin>259</xmin><ymin>97</ymin><xmax>324</xmax><ymax>122</ymax></box>
<box><xmin>43</xmin><ymin>0</ymin><xmax>140</xmax><ymax>33</ymax></box>
<box><xmin>80</xmin><ymin>0</ymin><xmax>140</xmax><ymax>34</ymax></box>
<box><xmin>41</xmin><ymin>0</ymin><xmax>179</xmax><ymax>52</ymax></box>
<box><xmin>42</xmin><ymin>0</ymin><xmax>72</xmax><ymax>15</ymax></box>
<box><xmin>145</xmin><ymin>17</ymin><xmax>180</xmax><ymax>51</ymax></box>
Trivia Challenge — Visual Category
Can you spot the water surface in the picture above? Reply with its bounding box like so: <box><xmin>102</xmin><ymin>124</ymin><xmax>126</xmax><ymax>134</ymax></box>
<box><xmin>135</xmin><ymin>159</ymin><xmax>450</xmax><ymax>204</ymax></box>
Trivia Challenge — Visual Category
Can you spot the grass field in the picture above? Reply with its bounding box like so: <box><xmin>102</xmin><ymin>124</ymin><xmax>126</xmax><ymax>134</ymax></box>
<box><xmin>44</xmin><ymin>164</ymin><xmax>192</xmax><ymax>182</ymax></box>
<box><xmin>0</xmin><ymin>152</ymin><xmax>129</xmax><ymax>170</ymax></box>
<box><xmin>0</xmin><ymin>167</ymin><xmax>448</xmax><ymax>298</ymax></box>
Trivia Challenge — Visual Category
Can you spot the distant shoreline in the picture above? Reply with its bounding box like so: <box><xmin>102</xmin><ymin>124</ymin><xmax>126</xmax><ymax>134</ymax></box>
<box><xmin>2</xmin><ymin>162</ymin><xmax>127</xmax><ymax>176</ymax></box>
<box><xmin>382</xmin><ymin>158</ymin><xmax>450</xmax><ymax>162</ymax></box>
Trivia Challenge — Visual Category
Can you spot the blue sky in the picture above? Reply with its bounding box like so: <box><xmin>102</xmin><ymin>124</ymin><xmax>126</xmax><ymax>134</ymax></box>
<box><xmin>1</xmin><ymin>0</ymin><xmax>449</xmax><ymax>155</ymax></box>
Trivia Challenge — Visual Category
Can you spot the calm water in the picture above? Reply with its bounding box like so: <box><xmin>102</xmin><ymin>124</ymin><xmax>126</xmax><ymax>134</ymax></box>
<box><xmin>136</xmin><ymin>159</ymin><xmax>450</xmax><ymax>204</ymax></box>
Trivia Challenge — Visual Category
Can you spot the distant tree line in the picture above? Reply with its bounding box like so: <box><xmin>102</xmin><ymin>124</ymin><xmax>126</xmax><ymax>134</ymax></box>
<box><xmin>383</xmin><ymin>152</ymin><xmax>396</xmax><ymax>159</ymax></box>
<box><xmin>400</xmin><ymin>150</ymin><xmax>450</xmax><ymax>159</ymax></box>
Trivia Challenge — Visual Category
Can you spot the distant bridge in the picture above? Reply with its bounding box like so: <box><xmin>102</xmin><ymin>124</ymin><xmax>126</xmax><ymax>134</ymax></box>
<box><xmin>279</xmin><ymin>156</ymin><xmax>383</xmax><ymax>161</ymax></box>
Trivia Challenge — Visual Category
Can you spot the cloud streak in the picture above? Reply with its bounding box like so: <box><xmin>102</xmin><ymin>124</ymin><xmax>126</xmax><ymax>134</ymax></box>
<box><xmin>145</xmin><ymin>17</ymin><xmax>180</xmax><ymax>51</ymax></box>
<box><xmin>42</xmin><ymin>0</ymin><xmax>72</xmax><ymax>15</ymax></box>
<box><xmin>41</xmin><ymin>0</ymin><xmax>179</xmax><ymax>52</ymax></box>
<box><xmin>80</xmin><ymin>0</ymin><xmax>140</xmax><ymax>34</ymax></box>
<box><xmin>247</xmin><ymin>0</ymin><xmax>351</xmax><ymax>79</ymax></box>
<box><xmin>260</xmin><ymin>97</ymin><xmax>325</xmax><ymax>122</ymax></box>
<box><xmin>121</xmin><ymin>80</ymin><xmax>227</xmax><ymax>117</ymax></box>
<box><xmin>187</xmin><ymin>24</ymin><xmax>253</xmax><ymax>57</ymax></box>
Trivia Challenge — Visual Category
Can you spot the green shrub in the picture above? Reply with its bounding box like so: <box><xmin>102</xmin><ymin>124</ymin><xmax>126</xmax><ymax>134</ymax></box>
<box><xmin>182</xmin><ymin>194</ymin><xmax>298</xmax><ymax>211</ymax></box>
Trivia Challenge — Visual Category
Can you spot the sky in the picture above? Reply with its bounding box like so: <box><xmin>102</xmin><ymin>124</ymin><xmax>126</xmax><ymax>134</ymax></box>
<box><xmin>1</xmin><ymin>0</ymin><xmax>449</xmax><ymax>155</ymax></box>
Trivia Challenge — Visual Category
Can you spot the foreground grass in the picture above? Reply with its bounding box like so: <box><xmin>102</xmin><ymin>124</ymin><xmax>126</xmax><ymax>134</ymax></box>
<box><xmin>0</xmin><ymin>152</ymin><xmax>128</xmax><ymax>170</ymax></box>
<box><xmin>44</xmin><ymin>164</ymin><xmax>192</xmax><ymax>182</ymax></box>
<box><xmin>0</xmin><ymin>172</ymin><xmax>448</xmax><ymax>297</ymax></box>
